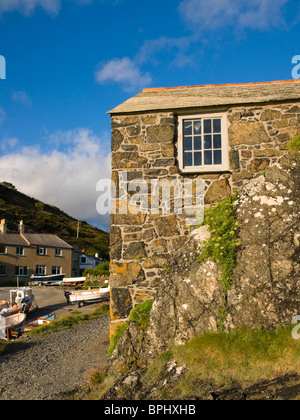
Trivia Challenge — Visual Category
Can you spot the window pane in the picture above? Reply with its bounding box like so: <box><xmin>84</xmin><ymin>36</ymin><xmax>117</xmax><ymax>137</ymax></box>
<box><xmin>204</xmin><ymin>151</ymin><xmax>212</xmax><ymax>165</ymax></box>
<box><xmin>204</xmin><ymin>135</ymin><xmax>212</xmax><ymax>150</ymax></box>
<box><xmin>194</xmin><ymin>136</ymin><xmax>202</xmax><ymax>150</ymax></box>
<box><xmin>194</xmin><ymin>152</ymin><xmax>202</xmax><ymax>166</ymax></box>
<box><xmin>55</xmin><ymin>248</ymin><xmax>62</xmax><ymax>257</ymax></box>
<box><xmin>184</xmin><ymin>152</ymin><xmax>193</xmax><ymax>167</ymax></box>
<box><xmin>52</xmin><ymin>266</ymin><xmax>61</xmax><ymax>275</ymax></box>
<box><xmin>213</xmin><ymin>119</ymin><xmax>221</xmax><ymax>133</ymax></box>
<box><xmin>214</xmin><ymin>150</ymin><xmax>222</xmax><ymax>165</ymax></box>
<box><xmin>213</xmin><ymin>134</ymin><xmax>222</xmax><ymax>149</ymax></box>
<box><xmin>193</xmin><ymin>121</ymin><xmax>202</xmax><ymax>135</ymax></box>
<box><xmin>204</xmin><ymin>119</ymin><xmax>212</xmax><ymax>134</ymax></box>
<box><xmin>183</xmin><ymin>137</ymin><xmax>193</xmax><ymax>151</ymax></box>
<box><xmin>184</xmin><ymin>121</ymin><xmax>192</xmax><ymax>136</ymax></box>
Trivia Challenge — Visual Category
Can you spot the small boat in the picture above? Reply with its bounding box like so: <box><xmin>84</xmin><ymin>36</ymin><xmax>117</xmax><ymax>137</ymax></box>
<box><xmin>13</xmin><ymin>313</ymin><xmax>55</xmax><ymax>336</ymax></box>
<box><xmin>62</xmin><ymin>277</ymin><xmax>86</xmax><ymax>287</ymax></box>
<box><xmin>0</xmin><ymin>313</ymin><xmax>27</xmax><ymax>340</ymax></box>
<box><xmin>31</xmin><ymin>273</ymin><xmax>65</xmax><ymax>286</ymax></box>
<box><xmin>0</xmin><ymin>287</ymin><xmax>35</xmax><ymax>317</ymax></box>
<box><xmin>65</xmin><ymin>286</ymin><xmax>110</xmax><ymax>307</ymax></box>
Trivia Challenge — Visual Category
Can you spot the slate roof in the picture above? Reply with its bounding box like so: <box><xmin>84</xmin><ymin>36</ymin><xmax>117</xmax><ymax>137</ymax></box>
<box><xmin>0</xmin><ymin>234</ymin><xmax>28</xmax><ymax>246</ymax></box>
<box><xmin>0</xmin><ymin>233</ymin><xmax>73</xmax><ymax>249</ymax></box>
<box><xmin>109</xmin><ymin>79</ymin><xmax>300</xmax><ymax>115</ymax></box>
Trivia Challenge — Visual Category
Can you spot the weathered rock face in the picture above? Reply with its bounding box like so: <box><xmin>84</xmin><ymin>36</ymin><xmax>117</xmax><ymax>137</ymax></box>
<box><xmin>110</xmin><ymin>155</ymin><xmax>300</xmax><ymax>367</ymax></box>
<box><xmin>227</xmin><ymin>155</ymin><xmax>300</xmax><ymax>330</ymax></box>
<box><xmin>144</xmin><ymin>227</ymin><xmax>224</xmax><ymax>355</ymax></box>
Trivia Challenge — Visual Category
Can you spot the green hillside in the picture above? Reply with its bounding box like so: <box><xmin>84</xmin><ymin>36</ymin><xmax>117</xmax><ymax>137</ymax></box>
<box><xmin>0</xmin><ymin>182</ymin><xmax>110</xmax><ymax>260</ymax></box>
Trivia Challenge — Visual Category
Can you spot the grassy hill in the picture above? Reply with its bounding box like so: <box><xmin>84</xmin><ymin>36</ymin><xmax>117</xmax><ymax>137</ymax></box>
<box><xmin>0</xmin><ymin>182</ymin><xmax>110</xmax><ymax>260</ymax></box>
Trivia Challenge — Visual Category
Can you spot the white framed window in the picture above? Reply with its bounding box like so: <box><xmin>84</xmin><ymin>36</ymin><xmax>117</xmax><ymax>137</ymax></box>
<box><xmin>52</xmin><ymin>266</ymin><xmax>61</xmax><ymax>275</ymax></box>
<box><xmin>16</xmin><ymin>246</ymin><xmax>24</xmax><ymax>256</ymax></box>
<box><xmin>55</xmin><ymin>248</ymin><xmax>62</xmax><ymax>257</ymax></box>
<box><xmin>178</xmin><ymin>113</ymin><xmax>229</xmax><ymax>173</ymax></box>
<box><xmin>37</xmin><ymin>246</ymin><xmax>47</xmax><ymax>256</ymax></box>
<box><xmin>36</xmin><ymin>265</ymin><xmax>46</xmax><ymax>275</ymax></box>
<box><xmin>15</xmin><ymin>266</ymin><xmax>28</xmax><ymax>277</ymax></box>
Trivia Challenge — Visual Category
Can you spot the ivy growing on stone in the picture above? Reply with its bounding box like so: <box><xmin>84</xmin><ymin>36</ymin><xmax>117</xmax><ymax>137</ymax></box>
<box><xmin>197</xmin><ymin>193</ymin><xmax>239</xmax><ymax>292</ymax></box>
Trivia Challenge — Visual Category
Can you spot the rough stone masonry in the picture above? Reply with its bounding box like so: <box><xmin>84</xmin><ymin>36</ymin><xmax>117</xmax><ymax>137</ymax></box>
<box><xmin>108</xmin><ymin>80</ymin><xmax>300</xmax><ymax>335</ymax></box>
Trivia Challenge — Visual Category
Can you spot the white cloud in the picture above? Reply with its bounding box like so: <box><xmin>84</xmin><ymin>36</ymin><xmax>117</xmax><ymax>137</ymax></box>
<box><xmin>1</xmin><ymin>137</ymin><xmax>19</xmax><ymax>151</ymax></box>
<box><xmin>12</xmin><ymin>90</ymin><xmax>32</xmax><ymax>107</ymax></box>
<box><xmin>0</xmin><ymin>0</ymin><xmax>62</xmax><ymax>16</ymax></box>
<box><xmin>178</xmin><ymin>0</ymin><xmax>290</xmax><ymax>31</ymax></box>
<box><xmin>95</xmin><ymin>57</ymin><xmax>152</xmax><ymax>92</ymax></box>
<box><xmin>0</xmin><ymin>108</ymin><xmax>5</xmax><ymax>126</ymax></box>
<box><xmin>0</xmin><ymin>128</ymin><xmax>111</xmax><ymax>230</ymax></box>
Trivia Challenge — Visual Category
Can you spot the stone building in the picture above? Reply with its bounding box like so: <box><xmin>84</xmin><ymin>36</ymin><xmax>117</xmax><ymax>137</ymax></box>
<box><xmin>0</xmin><ymin>220</ymin><xmax>76</xmax><ymax>283</ymax></box>
<box><xmin>108</xmin><ymin>79</ymin><xmax>300</xmax><ymax>334</ymax></box>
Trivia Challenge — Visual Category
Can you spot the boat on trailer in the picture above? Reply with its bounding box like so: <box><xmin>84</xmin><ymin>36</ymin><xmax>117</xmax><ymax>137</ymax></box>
<box><xmin>62</xmin><ymin>277</ymin><xmax>86</xmax><ymax>288</ymax></box>
<box><xmin>31</xmin><ymin>273</ymin><xmax>65</xmax><ymax>286</ymax></box>
<box><xmin>65</xmin><ymin>286</ymin><xmax>110</xmax><ymax>307</ymax></box>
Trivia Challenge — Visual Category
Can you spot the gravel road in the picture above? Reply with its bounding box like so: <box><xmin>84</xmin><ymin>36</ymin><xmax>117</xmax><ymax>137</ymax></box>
<box><xmin>0</xmin><ymin>287</ymin><xmax>110</xmax><ymax>400</ymax></box>
<box><xmin>0</xmin><ymin>316</ymin><xmax>110</xmax><ymax>400</ymax></box>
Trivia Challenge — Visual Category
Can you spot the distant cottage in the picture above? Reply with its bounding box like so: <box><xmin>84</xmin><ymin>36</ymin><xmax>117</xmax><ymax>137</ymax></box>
<box><xmin>108</xmin><ymin>79</ymin><xmax>300</xmax><ymax>335</ymax></box>
<box><xmin>0</xmin><ymin>220</ymin><xmax>78</xmax><ymax>283</ymax></box>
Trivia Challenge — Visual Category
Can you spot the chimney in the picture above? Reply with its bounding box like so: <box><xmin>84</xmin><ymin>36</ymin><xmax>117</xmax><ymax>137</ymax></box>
<box><xmin>0</xmin><ymin>219</ymin><xmax>6</xmax><ymax>234</ymax></box>
<box><xmin>19</xmin><ymin>220</ymin><xmax>25</xmax><ymax>235</ymax></box>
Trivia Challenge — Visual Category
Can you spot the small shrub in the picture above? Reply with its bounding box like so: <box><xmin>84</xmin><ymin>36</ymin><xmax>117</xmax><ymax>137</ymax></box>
<box><xmin>129</xmin><ymin>300</ymin><xmax>153</xmax><ymax>331</ymax></box>
<box><xmin>286</xmin><ymin>135</ymin><xmax>300</xmax><ymax>155</ymax></box>
<box><xmin>88</xmin><ymin>370</ymin><xmax>108</xmax><ymax>387</ymax></box>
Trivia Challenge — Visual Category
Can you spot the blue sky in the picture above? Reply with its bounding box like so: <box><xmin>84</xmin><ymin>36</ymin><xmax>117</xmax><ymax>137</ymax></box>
<box><xmin>0</xmin><ymin>0</ymin><xmax>299</xmax><ymax>231</ymax></box>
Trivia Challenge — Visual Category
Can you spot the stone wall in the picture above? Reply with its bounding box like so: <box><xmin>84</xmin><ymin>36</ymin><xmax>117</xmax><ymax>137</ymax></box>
<box><xmin>110</xmin><ymin>102</ymin><xmax>300</xmax><ymax>331</ymax></box>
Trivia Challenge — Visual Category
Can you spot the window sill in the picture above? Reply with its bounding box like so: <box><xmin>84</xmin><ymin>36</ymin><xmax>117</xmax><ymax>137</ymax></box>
<box><xmin>179</xmin><ymin>166</ymin><xmax>230</xmax><ymax>174</ymax></box>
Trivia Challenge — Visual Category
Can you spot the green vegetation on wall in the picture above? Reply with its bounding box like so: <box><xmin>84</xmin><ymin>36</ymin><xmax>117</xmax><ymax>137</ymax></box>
<box><xmin>197</xmin><ymin>193</ymin><xmax>239</xmax><ymax>292</ymax></box>
<box><xmin>108</xmin><ymin>323</ymin><xmax>129</xmax><ymax>357</ymax></box>
<box><xmin>286</xmin><ymin>135</ymin><xmax>300</xmax><ymax>156</ymax></box>
<box><xmin>129</xmin><ymin>300</ymin><xmax>153</xmax><ymax>331</ymax></box>
<box><xmin>108</xmin><ymin>300</ymin><xmax>154</xmax><ymax>357</ymax></box>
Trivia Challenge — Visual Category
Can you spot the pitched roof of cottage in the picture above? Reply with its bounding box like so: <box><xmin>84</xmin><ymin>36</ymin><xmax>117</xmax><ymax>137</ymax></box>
<box><xmin>22</xmin><ymin>234</ymin><xmax>73</xmax><ymax>249</ymax></box>
<box><xmin>108</xmin><ymin>79</ymin><xmax>300</xmax><ymax>114</ymax></box>
<box><xmin>0</xmin><ymin>232</ymin><xmax>73</xmax><ymax>249</ymax></box>
<box><xmin>0</xmin><ymin>233</ymin><xmax>28</xmax><ymax>246</ymax></box>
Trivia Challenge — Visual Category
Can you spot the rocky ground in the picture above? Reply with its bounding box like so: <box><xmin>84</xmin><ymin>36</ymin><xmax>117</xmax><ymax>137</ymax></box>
<box><xmin>0</xmin><ymin>316</ymin><xmax>110</xmax><ymax>400</ymax></box>
<box><xmin>0</xmin><ymin>286</ymin><xmax>110</xmax><ymax>400</ymax></box>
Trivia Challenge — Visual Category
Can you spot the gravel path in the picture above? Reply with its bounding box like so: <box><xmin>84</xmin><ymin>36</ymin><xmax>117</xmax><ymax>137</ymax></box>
<box><xmin>0</xmin><ymin>316</ymin><xmax>110</xmax><ymax>400</ymax></box>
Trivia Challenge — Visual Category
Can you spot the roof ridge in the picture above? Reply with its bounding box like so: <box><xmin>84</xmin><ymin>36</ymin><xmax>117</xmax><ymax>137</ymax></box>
<box><xmin>142</xmin><ymin>79</ymin><xmax>300</xmax><ymax>92</ymax></box>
